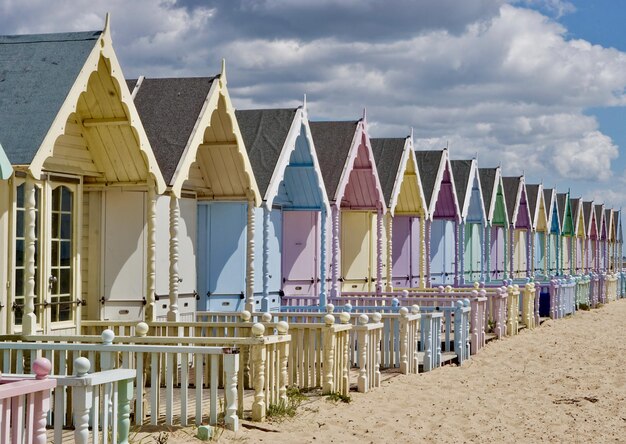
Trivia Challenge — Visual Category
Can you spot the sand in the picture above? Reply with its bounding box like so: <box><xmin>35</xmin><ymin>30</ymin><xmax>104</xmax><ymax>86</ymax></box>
<box><xmin>161</xmin><ymin>299</ymin><xmax>626</xmax><ymax>443</ymax></box>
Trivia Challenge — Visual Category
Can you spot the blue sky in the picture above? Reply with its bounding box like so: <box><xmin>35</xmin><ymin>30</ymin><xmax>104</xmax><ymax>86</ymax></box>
<box><xmin>1</xmin><ymin>0</ymin><xmax>625</xmax><ymax>214</ymax></box>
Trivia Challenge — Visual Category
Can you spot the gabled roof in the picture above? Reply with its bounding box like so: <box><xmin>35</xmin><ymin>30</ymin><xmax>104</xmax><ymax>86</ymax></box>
<box><xmin>130</xmin><ymin>76</ymin><xmax>217</xmax><ymax>184</ymax></box>
<box><xmin>502</xmin><ymin>176</ymin><xmax>530</xmax><ymax>227</ymax></box>
<box><xmin>583</xmin><ymin>201</ymin><xmax>596</xmax><ymax>238</ymax></box>
<box><xmin>310</xmin><ymin>118</ymin><xmax>384</xmax><ymax>209</ymax></box>
<box><xmin>478</xmin><ymin>167</ymin><xmax>508</xmax><ymax>225</ymax></box>
<box><xmin>450</xmin><ymin>159</ymin><xmax>485</xmax><ymax>222</ymax></box>
<box><xmin>595</xmin><ymin>204</ymin><xmax>606</xmax><ymax>239</ymax></box>
<box><xmin>570</xmin><ymin>197</ymin><xmax>585</xmax><ymax>238</ymax></box>
<box><xmin>0</xmin><ymin>30</ymin><xmax>101</xmax><ymax>165</ymax></box>
<box><xmin>371</xmin><ymin>136</ymin><xmax>426</xmax><ymax>215</ymax></box>
<box><xmin>0</xmin><ymin>17</ymin><xmax>166</xmax><ymax>192</ymax></box>
<box><xmin>309</xmin><ymin>121</ymin><xmax>359</xmax><ymax>201</ymax></box>
<box><xmin>415</xmin><ymin>149</ymin><xmax>460</xmax><ymax>219</ymax></box>
<box><xmin>606</xmin><ymin>209</ymin><xmax>615</xmax><ymax>241</ymax></box>
<box><xmin>371</xmin><ymin>138</ymin><xmax>406</xmax><ymax>205</ymax></box>
<box><xmin>236</xmin><ymin>107</ymin><xmax>328</xmax><ymax>209</ymax></box>
<box><xmin>557</xmin><ymin>193</ymin><xmax>574</xmax><ymax>235</ymax></box>
<box><xmin>415</xmin><ymin>150</ymin><xmax>443</xmax><ymax>208</ymax></box>
<box><xmin>526</xmin><ymin>184</ymin><xmax>547</xmax><ymax>231</ymax></box>
<box><xmin>236</xmin><ymin>108</ymin><xmax>296</xmax><ymax>198</ymax></box>
<box><xmin>544</xmin><ymin>188</ymin><xmax>560</xmax><ymax>233</ymax></box>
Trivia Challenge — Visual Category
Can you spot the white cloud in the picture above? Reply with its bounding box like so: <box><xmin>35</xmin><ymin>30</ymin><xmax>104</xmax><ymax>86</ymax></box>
<box><xmin>1</xmin><ymin>1</ymin><xmax>625</xmax><ymax>208</ymax></box>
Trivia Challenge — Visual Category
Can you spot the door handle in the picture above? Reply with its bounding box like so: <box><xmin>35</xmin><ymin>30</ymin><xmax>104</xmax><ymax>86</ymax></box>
<box><xmin>48</xmin><ymin>275</ymin><xmax>57</xmax><ymax>291</ymax></box>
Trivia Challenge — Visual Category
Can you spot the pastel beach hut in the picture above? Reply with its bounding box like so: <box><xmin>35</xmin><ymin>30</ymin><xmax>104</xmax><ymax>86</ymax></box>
<box><xmin>236</xmin><ymin>106</ymin><xmax>329</xmax><ymax>310</ymax></box>
<box><xmin>129</xmin><ymin>66</ymin><xmax>261</xmax><ymax>319</ymax></box>
<box><xmin>310</xmin><ymin>116</ymin><xmax>386</xmax><ymax>296</ymax></box>
<box><xmin>557</xmin><ymin>193</ymin><xmax>574</xmax><ymax>275</ymax></box>
<box><xmin>526</xmin><ymin>184</ymin><xmax>549</xmax><ymax>279</ymax></box>
<box><xmin>0</xmin><ymin>19</ymin><xmax>166</xmax><ymax>335</ymax></box>
<box><xmin>595</xmin><ymin>204</ymin><xmax>606</xmax><ymax>273</ymax></box>
<box><xmin>606</xmin><ymin>209</ymin><xmax>616</xmax><ymax>272</ymax></box>
<box><xmin>479</xmin><ymin>167</ymin><xmax>509</xmax><ymax>283</ymax></box>
<box><xmin>570</xmin><ymin>198</ymin><xmax>586</xmax><ymax>275</ymax></box>
<box><xmin>502</xmin><ymin>176</ymin><xmax>532</xmax><ymax>279</ymax></box>
<box><xmin>544</xmin><ymin>188</ymin><xmax>561</xmax><ymax>276</ymax></box>
<box><xmin>450</xmin><ymin>159</ymin><xmax>487</xmax><ymax>285</ymax></box>
<box><xmin>415</xmin><ymin>149</ymin><xmax>461</xmax><ymax>286</ymax></box>
<box><xmin>582</xmin><ymin>201</ymin><xmax>597</xmax><ymax>273</ymax></box>
<box><xmin>616</xmin><ymin>211</ymin><xmax>623</xmax><ymax>272</ymax></box>
<box><xmin>371</xmin><ymin>135</ymin><xmax>428</xmax><ymax>290</ymax></box>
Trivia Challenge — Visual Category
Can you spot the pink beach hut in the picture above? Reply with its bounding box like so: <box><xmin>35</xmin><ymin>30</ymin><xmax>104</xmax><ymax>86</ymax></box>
<box><xmin>310</xmin><ymin>114</ymin><xmax>386</xmax><ymax>297</ymax></box>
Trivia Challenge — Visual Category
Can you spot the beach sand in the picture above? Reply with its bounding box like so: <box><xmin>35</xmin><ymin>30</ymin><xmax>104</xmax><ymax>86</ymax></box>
<box><xmin>159</xmin><ymin>299</ymin><xmax>626</xmax><ymax>443</ymax></box>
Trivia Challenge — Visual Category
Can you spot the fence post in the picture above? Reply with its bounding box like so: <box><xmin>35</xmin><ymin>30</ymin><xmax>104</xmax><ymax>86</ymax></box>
<box><xmin>72</xmin><ymin>358</ymin><xmax>93</xmax><ymax>444</ymax></box>
<box><xmin>223</xmin><ymin>351</ymin><xmax>240</xmax><ymax>432</ymax></box>
<box><xmin>371</xmin><ymin>312</ymin><xmax>383</xmax><ymax>385</ymax></box>
<box><xmin>339</xmin><ymin>312</ymin><xmax>351</xmax><ymax>395</ymax></box>
<box><xmin>251</xmin><ymin>323</ymin><xmax>266</xmax><ymax>422</ymax></box>
<box><xmin>32</xmin><ymin>358</ymin><xmax>52</xmax><ymax>444</ymax></box>
<box><xmin>117</xmin><ymin>374</ymin><xmax>133</xmax><ymax>444</ymax></box>
<box><xmin>454</xmin><ymin>301</ymin><xmax>464</xmax><ymax>365</ymax></box>
<box><xmin>322</xmin><ymin>314</ymin><xmax>336</xmax><ymax>394</ymax></box>
<box><xmin>276</xmin><ymin>321</ymin><xmax>289</xmax><ymax>404</ymax></box>
<box><xmin>399</xmin><ymin>307</ymin><xmax>409</xmax><ymax>375</ymax></box>
<box><xmin>463</xmin><ymin>298</ymin><xmax>471</xmax><ymax>359</ymax></box>
<box><xmin>357</xmin><ymin>314</ymin><xmax>369</xmax><ymax>392</ymax></box>
<box><xmin>241</xmin><ymin>310</ymin><xmax>252</xmax><ymax>389</ymax></box>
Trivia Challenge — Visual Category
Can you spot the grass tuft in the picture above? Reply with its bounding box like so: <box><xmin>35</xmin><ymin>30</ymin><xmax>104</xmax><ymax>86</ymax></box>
<box><xmin>325</xmin><ymin>392</ymin><xmax>351</xmax><ymax>403</ymax></box>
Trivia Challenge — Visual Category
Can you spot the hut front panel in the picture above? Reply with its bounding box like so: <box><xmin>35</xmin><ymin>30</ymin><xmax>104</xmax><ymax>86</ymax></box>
<box><xmin>0</xmin><ymin>180</ymin><xmax>9</xmax><ymax>334</ymax></box>
<box><xmin>154</xmin><ymin>196</ymin><xmax>197</xmax><ymax>319</ymax></box>
<box><xmin>341</xmin><ymin>211</ymin><xmax>374</xmax><ymax>292</ymax></box>
<box><xmin>101</xmin><ymin>188</ymin><xmax>146</xmax><ymax>320</ymax></box>
<box><xmin>392</xmin><ymin>216</ymin><xmax>411</xmax><ymax>288</ymax></box>
<box><xmin>197</xmin><ymin>202</ymin><xmax>246</xmax><ymax>312</ymax></box>
<box><xmin>410</xmin><ymin>218</ymin><xmax>422</xmax><ymax>287</ymax></box>
<box><xmin>513</xmin><ymin>229</ymin><xmax>528</xmax><ymax>278</ymax></box>
<box><xmin>490</xmin><ymin>226</ymin><xmax>506</xmax><ymax>280</ymax></box>
<box><xmin>548</xmin><ymin>233</ymin><xmax>559</xmax><ymax>275</ymax></box>
<box><xmin>575</xmin><ymin>237</ymin><xmax>584</xmax><ymax>272</ymax></box>
<box><xmin>253</xmin><ymin>207</ymin><xmax>282</xmax><ymax>310</ymax></box>
<box><xmin>464</xmin><ymin>223</ymin><xmax>482</xmax><ymax>283</ymax></box>
<box><xmin>562</xmin><ymin>236</ymin><xmax>573</xmax><ymax>273</ymax></box>
<box><xmin>282</xmin><ymin>211</ymin><xmax>318</xmax><ymax>297</ymax></box>
<box><xmin>430</xmin><ymin>219</ymin><xmax>455</xmax><ymax>285</ymax></box>
<box><xmin>534</xmin><ymin>231</ymin><xmax>546</xmax><ymax>276</ymax></box>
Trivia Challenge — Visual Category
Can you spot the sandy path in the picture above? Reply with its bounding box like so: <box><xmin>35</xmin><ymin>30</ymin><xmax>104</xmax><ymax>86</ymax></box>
<box><xmin>164</xmin><ymin>299</ymin><xmax>626</xmax><ymax>443</ymax></box>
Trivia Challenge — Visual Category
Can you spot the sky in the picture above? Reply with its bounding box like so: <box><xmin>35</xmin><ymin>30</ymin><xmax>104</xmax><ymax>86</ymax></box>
<box><xmin>1</xmin><ymin>0</ymin><xmax>626</xmax><ymax>212</ymax></box>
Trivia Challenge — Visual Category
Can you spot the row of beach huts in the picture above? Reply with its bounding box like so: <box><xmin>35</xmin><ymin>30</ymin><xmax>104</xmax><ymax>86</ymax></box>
<box><xmin>1</xmin><ymin>18</ymin><xmax>624</xmax><ymax>443</ymax></box>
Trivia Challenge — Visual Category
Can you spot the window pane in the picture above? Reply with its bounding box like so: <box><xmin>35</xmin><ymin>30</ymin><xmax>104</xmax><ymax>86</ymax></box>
<box><xmin>15</xmin><ymin>269</ymin><xmax>23</xmax><ymax>297</ymax></box>
<box><xmin>51</xmin><ymin>240</ymin><xmax>59</xmax><ymax>266</ymax></box>
<box><xmin>51</xmin><ymin>213</ymin><xmax>59</xmax><ymax>238</ymax></box>
<box><xmin>51</xmin><ymin>269</ymin><xmax>59</xmax><ymax>294</ymax></box>
<box><xmin>16</xmin><ymin>184</ymin><xmax>23</xmax><ymax>208</ymax></box>
<box><xmin>52</xmin><ymin>188</ymin><xmax>60</xmax><ymax>211</ymax></box>
<box><xmin>15</xmin><ymin>240</ymin><xmax>24</xmax><ymax>266</ymax></box>
<box><xmin>60</xmin><ymin>241</ymin><xmax>71</xmax><ymax>266</ymax></box>
<box><xmin>16</xmin><ymin>211</ymin><xmax>23</xmax><ymax>238</ymax></box>
<box><xmin>60</xmin><ymin>268</ymin><xmax>70</xmax><ymax>294</ymax></box>
<box><xmin>60</xmin><ymin>214</ymin><xmax>71</xmax><ymax>239</ymax></box>
<box><xmin>61</xmin><ymin>187</ymin><xmax>72</xmax><ymax>212</ymax></box>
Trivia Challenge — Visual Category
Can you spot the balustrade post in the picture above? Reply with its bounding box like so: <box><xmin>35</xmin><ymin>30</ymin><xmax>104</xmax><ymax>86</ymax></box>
<box><xmin>331</xmin><ymin>204</ymin><xmax>340</xmax><ymax>298</ymax></box>
<box><xmin>276</xmin><ymin>321</ymin><xmax>289</xmax><ymax>404</ymax></box>
<box><xmin>22</xmin><ymin>176</ymin><xmax>37</xmax><ymax>335</ymax></box>
<box><xmin>168</xmin><ymin>194</ymin><xmax>180</xmax><ymax>321</ymax></box>
<box><xmin>262</xmin><ymin>204</ymin><xmax>271</xmax><ymax>311</ymax></box>
<box><xmin>399</xmin><ymin>307</ymin><xmax>409</xmax><ymax>374</ymax></box>
<box><xmin>372</xmin><ymin>312</ymin><xmax>383</xmax><ymax>384</ymax></box>
<box><xmin>386</xmin><ymin>212</ymin><xmax>393</xmax><ymax>292</ymax></box>
<box><xmin>454</xmin><ymin>301</ymin><xmax>464</xmax><ymax>364</ymax></box>
<box><xmin>322</xmin><ymin>314</ymin><xmax>336</xmax><ymax>394</ymax></box>
<box><xmin>223</xmin><ymin>352</ymin><xmax>240</xmax><ymax>431</ymax></box>
<box><xmin>146</xmin><ymin>183</ymin><xmax>156</xmax><ymax>321</ymax></box>
<box><xmin>32</xmin><ymin>358</ymin><xmax>52</xmax><ymax>444</ymax></box>
<box><xmin>250</xmin><ymin>323</ymin><xmax>266</xmax><ymax>422</ymax></box>
<box><xmin>246</xmin><ymin>195</ymin><xmax>256</xmax><ymax>313</ymax></box>
<box><xmin>376</xmin><ymin>207</ymin><xmax>384</xmax><ymax>294</ymax></box>
<box><xmin>320</xmin><ymin>207</ymin><xmax>328</xmax><ymax>308</ymax></box>
<box><xmin>357</xmin><ymin>314</ymin><xmax>369</xmax><ymax>392</ymax></box>
<box><xmin>72</xmin><ymin>358</ymin><xmax>93</xmax><ymax>444</ymax></box>
<box><xmin>117</xmin><ymin>377</ymin><xmax>133</xmax><ymax>443</ymax></box>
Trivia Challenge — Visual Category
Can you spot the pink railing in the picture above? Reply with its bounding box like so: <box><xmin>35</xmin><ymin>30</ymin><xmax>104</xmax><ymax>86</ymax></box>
<box><xmin>0</xmin><ymin>358</ymin><xmax>56</xmax><ymax>444</ymax></box>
